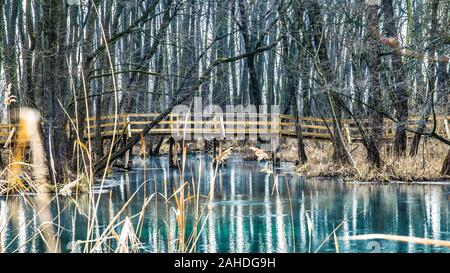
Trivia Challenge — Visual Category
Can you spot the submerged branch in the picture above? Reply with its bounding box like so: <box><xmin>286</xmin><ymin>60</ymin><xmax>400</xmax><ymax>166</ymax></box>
<box><xmin>345</xmin><ymin>234</ymin><xmax>450</xmax><ymax>248</ymax></box>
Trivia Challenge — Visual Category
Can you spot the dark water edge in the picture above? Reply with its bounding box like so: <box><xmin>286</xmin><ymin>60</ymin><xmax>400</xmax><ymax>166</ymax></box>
<box><xmin>0</xmin><ymin>154</ymin><xmax>449</xmax><ymax>253</ymax></box>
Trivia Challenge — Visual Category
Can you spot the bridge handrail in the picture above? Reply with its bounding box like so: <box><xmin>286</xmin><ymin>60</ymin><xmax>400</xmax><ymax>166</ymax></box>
<box><xmin>0</xmin><ymin>113</ymin><xmax>449</xmax><ymax>144</ymax></box>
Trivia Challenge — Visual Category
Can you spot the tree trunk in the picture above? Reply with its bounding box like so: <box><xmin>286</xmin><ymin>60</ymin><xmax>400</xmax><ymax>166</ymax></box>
<box><xmin>366</xmin><ymin>3</ymin><xmax>383</xmax><ymax>168</ymax></box>
<box><xmin>44</xmin><ymin>0</ymin><xmax>70</xmax><ymax>183</ymax></box>
<box><xmin>212</xmin><ymin>1</ymin><xmax>230</xmax><ymax>108</ymax></box>
<box><xmin>410</xmin><ymin>0</ymin><xmax>439</xmax><ymax>156</ymax></box>
<box><xmin>382</xmin><ymin>0</ymin><xmax>409</xmax><ymax>157</ymax></box>
<box><xmin>18</xmin><ymin>0</ymin><xmax>36</xmax><ymax>108</ymax></box>
<box><xmin>238</xmin><ymin>0</ymin><xmax>263</xmax><ymax>109</ymax></box>
<box><xmin>305</xmin><ymin>0</ymin><xmax>351</xmax><ymax>165</ymax></box>
<box><xmin>3</xmin><ymin>0</ymin><xmax>20</xmax><ymax>120</ymax></box>
<box><xmin>278</xmin><ymin>1</ymin><xmax>307</xmax><ymax>163</ymax></box>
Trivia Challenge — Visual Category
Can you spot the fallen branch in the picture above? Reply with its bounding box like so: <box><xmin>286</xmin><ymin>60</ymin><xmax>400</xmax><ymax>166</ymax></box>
<box><xmin>345</xmin><ymin>234</ymin><xmax>450</xmax><ymax>248</ymax></box>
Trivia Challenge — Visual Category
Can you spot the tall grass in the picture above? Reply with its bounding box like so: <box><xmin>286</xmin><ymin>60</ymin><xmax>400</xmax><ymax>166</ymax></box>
<box><xmin>0</xmin><ymin>144</ymin><xmax>213</xmax><ymax>253</ymax></box>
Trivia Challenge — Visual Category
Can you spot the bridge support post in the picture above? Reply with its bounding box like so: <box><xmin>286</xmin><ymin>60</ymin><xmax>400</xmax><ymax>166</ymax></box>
<box><xmin>123</xmin><ymin>116</ymin><xmax>133</xmax><ymax>169</ymax></box>
<box><xmin>272</xmin><ymin>140</ymin><xmax>280</xmax><ymax>167</ymax></box>
<box><xmin>123</xmin><ymin>134</ymin><xmax>131</xmax><ymax>169</ymax></box>
<box><xmin>213</xmin><ymin>138</ymin><xmax>218</xmax><ymax>158</ymax></box>
<box><xmin>169</xmin><ymin>137</ymin><xmax>179</xmax><ymax>168</ymax></box>
<box><xmin>179</xmin><ymin>139</ymin><xmax>185</xmax><ymax>160</ymax></box>
<box><xmin>272</xmin><ymin>152</ymin><xmax>277</xmax><ymax>167</ymax></box>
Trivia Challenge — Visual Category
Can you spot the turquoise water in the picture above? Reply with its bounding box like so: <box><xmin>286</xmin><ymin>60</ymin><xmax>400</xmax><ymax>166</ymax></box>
<box><xmin>1</xmin><ymin>154</ymin><xmax>450</xmax><ymax>253</ymax></box>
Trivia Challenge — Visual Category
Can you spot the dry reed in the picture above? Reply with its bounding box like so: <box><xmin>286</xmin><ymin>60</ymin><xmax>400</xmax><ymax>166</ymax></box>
<box><xmin>295</xmin><ymin>139</ymin><xmax>450</xmax><ymax>182</ymax></box>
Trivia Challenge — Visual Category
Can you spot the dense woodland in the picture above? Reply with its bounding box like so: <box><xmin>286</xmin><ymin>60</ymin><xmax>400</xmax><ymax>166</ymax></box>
<box><xmin>0</xmin><ymin>0</ymin><xmax>450</xmax><ymax>183</ymax></box>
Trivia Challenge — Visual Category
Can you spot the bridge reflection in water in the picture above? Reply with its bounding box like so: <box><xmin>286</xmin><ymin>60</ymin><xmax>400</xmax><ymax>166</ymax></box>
<box><xmin>0</xmin><ymin>155</ymin><xmax>449</xmax><ymax>253</ymax></box>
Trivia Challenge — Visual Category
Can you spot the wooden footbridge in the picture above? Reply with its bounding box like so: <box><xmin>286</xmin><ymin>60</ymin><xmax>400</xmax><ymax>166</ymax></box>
<box><xmin>81</xmin><ymin>113</ymin><xmax>450</xmax><ymax>143</ymax></box>
<box><xmin>1</xmin><ymin>113</ymin><xmax>449</xmax><ymax>145</ymax></box>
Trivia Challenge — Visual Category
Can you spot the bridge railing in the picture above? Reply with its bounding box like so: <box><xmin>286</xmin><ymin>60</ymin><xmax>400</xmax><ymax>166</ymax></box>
<box><xmin>84</xmin><ymin>113</ymin><xmax>283</xmax><ymax>140</ymax></box>
<box><xmin>0</xmin><ymin>124</ymin><xmax>17</xmax><ymax>146</ymax></box>
<box><xmin>0</xmin><ymin>113</ymin><xmax>448</xmax><ymax>145</ymax></box>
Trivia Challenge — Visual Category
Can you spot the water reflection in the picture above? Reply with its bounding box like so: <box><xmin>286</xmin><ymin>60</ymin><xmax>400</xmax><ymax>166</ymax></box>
<box><xmin>0</xmin><ymin>155</ymin><xmax>449</xmax><ymax>253</ymax></box>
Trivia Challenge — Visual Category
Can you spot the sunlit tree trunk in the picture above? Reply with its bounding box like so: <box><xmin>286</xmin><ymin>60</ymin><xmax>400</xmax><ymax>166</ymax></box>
<box><xmin>3</xmin><ymin>0</ymin><xmax>20</xmax><ymax>119</ymax></box>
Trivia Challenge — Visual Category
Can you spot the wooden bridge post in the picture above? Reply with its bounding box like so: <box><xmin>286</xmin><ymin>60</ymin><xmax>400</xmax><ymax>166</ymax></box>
<box><xmin>213</xmin><ymin>138</ymin><xmax>218</xmax><ymax>158</ymax></box>
<box><xmin>169</xmin><ymin>137</ymin><xmax>179</xmax><ymax>168</ymax></box>
<box><xmin>203</xmin><ymin>140</ymin><xmax>208</xmax><ymax>154</ymax></box>
<box><xmin>218</xmin><ymin>139</ymin><xmax>223</xmax><ymax>157</ymax></box>
<box><xmin>123</xmin><ymin>116</ymin><xmax>132</xmax><ymax>169</ymax></box>
<box><xmin>272</xmin><ymin>151</ymin><xmax>277</xmax><ymax>167</ymax></box>
<box><xmin>272</xmin><ymin>139</ymin><xmax>280</xmax><ymax>167</ymax></box>
<box><xmin>179</xmin><ymin>139</ymin><xmax>185</xmax><ymax>166</ymax></box>
<box><xmin>139</xmin><ymin>133</ymin><xmax>146</xmax><ymax>158</ymax></box>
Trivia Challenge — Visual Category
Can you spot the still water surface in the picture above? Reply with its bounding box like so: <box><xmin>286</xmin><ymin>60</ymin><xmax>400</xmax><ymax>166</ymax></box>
<box><xmin>1</xmin><ymin>154</ymin><xmax>449</xmax><ymax>253</ymax></box>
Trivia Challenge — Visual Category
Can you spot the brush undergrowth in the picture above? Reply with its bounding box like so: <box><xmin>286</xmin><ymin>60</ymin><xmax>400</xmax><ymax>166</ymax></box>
<box><xmin>295</xmin><ymin>139</ymin><xmax>450</xmax><ymax>182</ymax></box>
